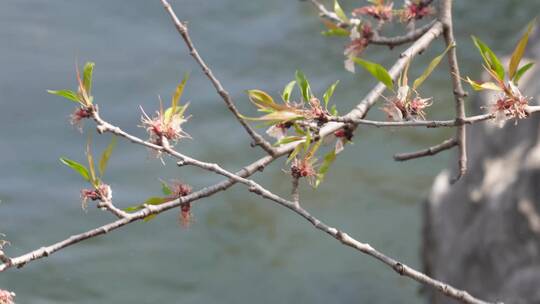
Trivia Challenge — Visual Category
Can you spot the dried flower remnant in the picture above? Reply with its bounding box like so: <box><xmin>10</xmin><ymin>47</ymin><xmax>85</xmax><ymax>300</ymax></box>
<box><xmin>140</xmin><ymin>106</ymin><xmax>190</xmax><ymax>146</ymax></box>
<box><xmin>165</xmin><ymin>180</ymin><xmax>193</xmax><ymax>228</ymax></box>
<box><xmin>306</xmin><ymin>97</ymin><xmax>330</xmax><ymax>123</ymax></box>
<box><xmin>401</xmin><ymin>0</ymin><xmax>434</xmax><ymax>23</ymax></box>
<box><xmin>169</xmin><ymin>180</ymin><xmax>192</xmax><ymax>199</ymax></box>
<box><xmin>179</xmin><ymin>202</ymin><xmax>192</xmax><ymax>228</ymax></box>
<box><xmin>291</xmin><ymin>157</ymin><xmax>318</xmax><ymax>186</ymax></box>
<box><xmin>154</xmin><ymin>180</ymin><xmax>193</xmax><ymax>227</ymax></box>
<box><xmin>70</xmin><ymin>107</ymin><xmax>93</xmax><ymax>132</ymax></box>
<box><xmin>140</xmin><ymin>73</ymin><xmax>191</xmax><ymax>153</ymax></box>
<box><xmin>0</xmin><ymin>289</ymin><xmax>15</xmax><ymax>304</ymax></box>
<box><xmin>344</xmin><ymin>23</ymin><xmax>373</xmax><ymax>73</ymax></box>
<box><xmin>324</xmin><ymin>127</ymin><xmax>353</xmax><ymax>154</ymax></box>
<box><xmin>81</xmin><ymin>184</ymin><xmax>112</xmax><ymax>210</ymax></box>
<box><xmin>491</xmin><ymin>82</ymin><xmax>531</xmax><ymax>127</ymax></box>
<box><xmin>352</xmin><ymin>0</ymin><xmax>394</xmax><ymax>22</ymax></box>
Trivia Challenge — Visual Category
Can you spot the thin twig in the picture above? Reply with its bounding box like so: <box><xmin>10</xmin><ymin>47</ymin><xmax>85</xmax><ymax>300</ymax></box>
<box><xmin>159</xmin><ymin>0</ymin><xmax>275</xmax><ymax>155</ymax></box>
<box><xmin>291</xmin><ymin>176</ymin><xmax>300</xmax><ymax>208</ymax></box>
<box><xmin>439</xmin><ymin>0</ymin><xmax>468</xmax><ymax>183</ymax></box>
<box><xmin>394</xmin><ymin>138</ymin><xmax>458</xmax><ymax>161</ymax></box>
<box><xmin>329</xmin><ymin>106</ymin><xmax>540</xmax><ymax>128</ymax></box>
<box><xmin>371</xmin><ymin>21</ymin><xmax>437</xmax><ymax>47</ymax></box>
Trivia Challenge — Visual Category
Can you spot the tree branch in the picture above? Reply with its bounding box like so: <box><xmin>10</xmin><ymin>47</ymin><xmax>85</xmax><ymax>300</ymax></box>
<box><xmin>159</xmin><ymin>0</ymin><xmax>276</xmax><ymax>155</ymax></box>
<box><xmin>439</xmin><ymin>0</ymin><xmax>468</xmax><ymax>183</ymax></box>
<box><xmin>329</xmin><ymin>106</ymin><xmax>540</xmax><ymax>128</ymax></box>
<box><xmin>394</xmin><ymin>138</ymin><xmax>458</xmax><ymax>161</ymax></box>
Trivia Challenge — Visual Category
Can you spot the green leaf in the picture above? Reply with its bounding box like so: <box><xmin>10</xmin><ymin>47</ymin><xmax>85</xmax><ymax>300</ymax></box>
<box><xmin>330</xmin><ymin>104</ymin><xmax>338</xmax><ymax>116</ymax></box>
<box><xmin>144</xmin><ymin>197</ymin><xmax>170</xmax><ymax>205</ymax></box>
<box><xmin>304</xmin><ymin>130</ymin><xmax>312</xmax><ymax>152</ymax></box>
<box><xmin>471</xmin><ymin>36</ymin><xmax>505</xmax><ymax>81</ymax></box>
<box><xmin>513</xmin><ymin>62</ymin><xmax>535</xmax><ymax>84</ymax></box>
<box><xmin>315</xmin><ymin>150</ymin><xmax>337</xmax><ymax>188</ymax></box>
<box><xmin>287</xmin><ymin>144</ymin><xmax>303</xmax><ymax>163</ymax></box>
<box><xmin>293</xmin><ymin>123</ymin><xmax>306</xmax><ymax>136</ymax></box>
<box><xmin>124</xmin><ymin>205</ymin><xmax>142</xmax><ymax>212</ymax></box>
<box><xmin>86</xmin><ymin>138</ymin><xmax>98</xmax><ymax>187</ymax></box>
<box><xmin>98</xmin><ymin>136</ymin><xmax>116</xmax><ymax>177</ymax></box>
<box><xmin>305</xmin><ymin>139</ymin><xmax>322</xmax><ymax>161</ymax></box>
<box><xmin>241</xmin><ymin>110</ymin><xmax>303</xmax><ymax>122</ymax></box>
<box><xmin>168</xmin><ymin>72</ymin><xmax>189</xmax><ymax>123</ymax></box>
<box><xmin>273</xmin><ymin>136</ymin><xmax>303</xmax><ymax>146</ymax></box>
<box><xmin>143</xmin><ymin>214</ymin><xmax>157</xmax><ymax>222</ymax></box>
<box><xmin>295</xmin><ymin>70</ymin><xmax>311</xmax><ymax>102</ymax></box>
<box><xmin>334</xmin><ymin>0</ymin><xmax>349</xmax><ymax>23</ymax></box>
<box><xmin>60</xmin><ymin>157</ymin><xmax>90</xmax><ymax>182</ymax></box>
<box><xmin>247</xmin><ymin>89</ymin><xmax>289</xmax><ymax>112</ymax></box>
<box><xmin>47</xmin><ymin>90</ymin><xmax>81</xmax><ymax>104</ymax></box>
<box><xmin>509</xmin><ymin>20</ymin><xmax>535</xmax><ymax>79</ymax></box>
<box><xmin>124</xmin><ymin>196</ymin><xmax>170</xmax><ymax>221</ymax></box>
<box><xmin>321</xmin><ymin>28</ymin><xmax>350</xmax><ymax>37</ymax></box>
<box><xmin>465</xmin><ymin>77</ymin><xmax>503</xmax><ymax>91</ymax></box>
<box><xmin>282</xmin><ymin>81</ymin><xmax>296</xmax><ymax>102</ymax></box>
<box><xmin>413</xmin><ymin>43</ymin><xmax>454</xmax><ymax>90</ymax></box>
<box><xmin>83</xmin><ymin>62</ymin><xmax>95</xmax><ymax>96</ymax></box>
<box><xmin>352</xmin><ymin>57</ymin><xmax>394</xmax><ymax>91</ymax></box>
<box><xmin>161</xmin><ymin>181</ymin><xmax>172</xmax><ymax>196</ymax></box>
<box><xmin>323</xmin><ymin>80</ymin><xmax>339</xmax><ymax>109</ymax></box>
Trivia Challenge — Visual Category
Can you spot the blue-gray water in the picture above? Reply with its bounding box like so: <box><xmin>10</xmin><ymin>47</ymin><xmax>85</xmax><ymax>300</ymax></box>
<box><xmin>0</xmin><ymin>1</ymin><xmax>538</xmax><ymax>303</ymax></box>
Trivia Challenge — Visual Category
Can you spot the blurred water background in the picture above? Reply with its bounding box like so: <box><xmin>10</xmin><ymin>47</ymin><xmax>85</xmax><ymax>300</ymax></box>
<box><xmin>0</xmin><ymin>0</ymin><xmax>538</xmax><ymax>303</ymax></box>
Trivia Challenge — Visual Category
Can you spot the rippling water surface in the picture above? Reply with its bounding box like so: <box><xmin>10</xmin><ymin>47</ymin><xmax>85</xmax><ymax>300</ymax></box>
<box><xmin>0</xmin><ymin>1</ymin><xmax>538</xmax><ymax>303</ymax></box>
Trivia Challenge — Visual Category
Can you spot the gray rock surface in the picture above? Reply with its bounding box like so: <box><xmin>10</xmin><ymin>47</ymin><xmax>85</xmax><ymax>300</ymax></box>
<box><xmin>423</xmin><ymin>27</ymin><xmax>540</xmax><ymax>304</ymax></box>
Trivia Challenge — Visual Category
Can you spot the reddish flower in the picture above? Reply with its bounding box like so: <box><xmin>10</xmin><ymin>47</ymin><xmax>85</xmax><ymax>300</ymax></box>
<box><xmin>491</xmin><ymin>82</ymin><xmax>530</xmax><ymax>127</ymax></box>
<box><xmin>353</xmin><ymin>2</ymin><xmax>394</xmax><ymax>21</ymax></box>
<box><xmin>169</xmin><ymin>180</ymin><xmax>192</xmax><ymax>198</ymax></box>
<box><xmin>291</xmin><ymin>157</ymin><xmax>318</xmax><ymax>185</ymax></box>
<box><xmin>406</xmin><ymin>96</ymin><xmax>433</xmax><ymax>120</ymax></box>
<box><xmin>344</xmin><ymin>24</ymin><xmax>373</xmax><ymax>73</ymax></box>
<box><xmin>380</xmin><ymin>86</ymin><xmax>432</xmax><ymax>121</ymax></box>
<box><xmin>70</xmin><ymin>107</ymin><xmax>93</xmax><ymax>132</ymax></box>
<box><xmin>307</xmin><ymin>97</ymin><xmax>329</xmax><ymax>123</ymax></box>
<box><xmin>80</xmin><ymin>184</ymin><xmax>111</xmax><ymax>210</ymax></box>
<box><xmin>179</xmin><ymin>202</ymin><xmax>192</xmax><ymax>228</ymax></box>
<box><xmin>164</xmin><ymin>180</ymin><xmax>193</xmax><ymax>228</ymax></box>
<box><xmin>0</xmin><ymin>289</ymin><xmax>15</xmax><ymax>304</ymax></box>
<box><xmin>140</xmin><ymin>106</ymin><xmax>190</xmax><ymax>147</ymax></box>
<box><xmin>325</xmin><ymin>128</ymin><xmax>353</xmax><ymax>154</ymax></box>
<box><xmin>401</xmin><ymin>0</ymin><xmax>433</xmax><ymax>23</ymax></box>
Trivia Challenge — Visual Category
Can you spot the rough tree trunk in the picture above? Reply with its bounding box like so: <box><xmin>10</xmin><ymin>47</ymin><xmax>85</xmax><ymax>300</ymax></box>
<box><xmin>423</xmin><ymin>27</ymin><xmax>540</xmax><ymax>304</ymax></box>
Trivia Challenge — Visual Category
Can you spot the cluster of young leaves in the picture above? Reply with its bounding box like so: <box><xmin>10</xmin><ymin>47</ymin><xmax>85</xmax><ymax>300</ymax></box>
<box><xmin>354</xmin><ymin>43</ymin><xmax>453</xmax><ymax>93</ymax></box>
<box><xmin>48</xmin><ymin>62</ymin><xmax>95</xmax><ymax>107</ymax></box>
<box><xmin>465</xmin><ymin>20</ymin><xmax>535</xmax><ymax>92</ymax></box>
<box><xmin>353</xmin><ymin>43</ymin><xmax>453</xmax><ymax>120</ymax></box>
<box><xmin>243</xmin><ymin>71</ymin><xmax>343</xmax><ymax>187</ymax></box>
<box><xmin>243</xmin><ymin>70</ymin><xmax>338</xmax><ymax>125</ymax></box>
<box><xmin>60</xmin><ymin>136</ymin><xmax>116</xmax><ymax>190</ymax></box>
